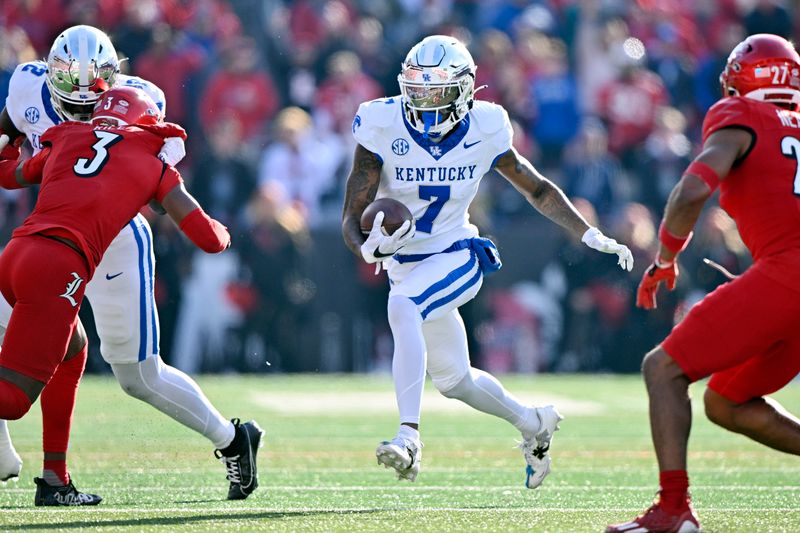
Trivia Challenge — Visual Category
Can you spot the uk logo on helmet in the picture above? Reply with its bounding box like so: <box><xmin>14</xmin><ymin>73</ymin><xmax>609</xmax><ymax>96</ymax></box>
<box><xmin>25</xmin><ymin>107</ymin><xmax>40</xmax><ymax>124</ymax></box>
<box><xmin>392</xmin><ymin>138</ymin><xmax>410</xmax><ymax>156</ymax></box>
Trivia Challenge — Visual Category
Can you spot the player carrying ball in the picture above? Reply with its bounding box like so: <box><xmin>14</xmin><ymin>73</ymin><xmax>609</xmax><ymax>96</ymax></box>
<box><xmin>342</xmin><ymin>35</ymin><xmax>633</xmax><ymax>488</ymax></box>
<box><xmin>607</xmin><ymin>33</ymin><xmax>800</xmax><ymax>533</ymax></box>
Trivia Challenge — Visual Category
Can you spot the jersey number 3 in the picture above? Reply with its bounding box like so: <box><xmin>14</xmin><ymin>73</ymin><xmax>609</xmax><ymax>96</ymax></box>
<box><xmin>74</xmin><ymin>131</ymin><xmax>122</xmax><ymax>178</ymax></box>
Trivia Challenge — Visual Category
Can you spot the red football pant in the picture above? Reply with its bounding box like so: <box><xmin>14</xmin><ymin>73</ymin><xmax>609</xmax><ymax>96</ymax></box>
<box><xmin>0</xmin><ymin>235</ymin><xmax>89</xmax><ymax>387</ymax></box>
<box><xmin>663</xmin><ymin>264</ymin><xmax>800</xmax><ymax>403</ymax></box>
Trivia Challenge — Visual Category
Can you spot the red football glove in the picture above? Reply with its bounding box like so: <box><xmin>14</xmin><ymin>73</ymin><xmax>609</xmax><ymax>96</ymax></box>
<box><xmin>636</xmin><ymin>261</ymin><xmax>679</xmax><ymax>310</ymax></box>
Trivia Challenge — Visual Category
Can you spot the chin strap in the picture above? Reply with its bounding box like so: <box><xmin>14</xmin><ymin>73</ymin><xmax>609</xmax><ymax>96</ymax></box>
<box><xmin>421</xmin><ymin>111</ymin><xmax>437</xmax><ymax>139</ymax></box>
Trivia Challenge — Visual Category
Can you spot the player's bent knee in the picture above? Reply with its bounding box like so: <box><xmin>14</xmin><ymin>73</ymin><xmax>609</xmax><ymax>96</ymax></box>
<box><xmin>0</xmin><ymin>380</ymin><xmax>34</xmax><ymax>420</ymax></box>
<box><xmin>704</xmin><ymin>388</ymin><xmax>736</xmax><ymax>429</ymax></box>
<box><xmin>435</xmin><ymin>370</ymin><xmax>472</xmax><ymax>399</ymax></box>
<box><xmin>111</xmin><ymin>360</ymin><xmax>156</xmax><ymax>401</ymax></box>
<box><xmin>642</xmin><ymin>346</ymin><xmax>686</xmax><ymax>384</ymax></box>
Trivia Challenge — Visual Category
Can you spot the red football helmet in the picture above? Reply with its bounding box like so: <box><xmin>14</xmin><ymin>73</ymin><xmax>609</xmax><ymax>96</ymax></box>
<box><xmin>720</xmin><ymin>34</ymin><xmax>800</xmax><ymax>108</ymax></box>
<box><xmin>91</xmin><ymin>86</ymin><xmax>163</xmax><ymax>127</ymax></box>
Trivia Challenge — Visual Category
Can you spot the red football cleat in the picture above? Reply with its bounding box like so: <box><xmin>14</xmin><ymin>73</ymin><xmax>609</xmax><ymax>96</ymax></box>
<box><xmin>606</xmin><ymin>498</ymin><xmax>701</xmax><ymax>533</ymax></box>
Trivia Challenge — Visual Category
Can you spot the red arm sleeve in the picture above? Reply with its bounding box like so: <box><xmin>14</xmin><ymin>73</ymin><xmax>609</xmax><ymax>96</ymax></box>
<box><xmin>179</xmin><ymin>208</ymin><xmax>230</xmax><ymax>253</ymax></box>
<box><xmin>702</xmin><ymin>97</ymin><xmax>755</xmax><ymax>143</ymax></box>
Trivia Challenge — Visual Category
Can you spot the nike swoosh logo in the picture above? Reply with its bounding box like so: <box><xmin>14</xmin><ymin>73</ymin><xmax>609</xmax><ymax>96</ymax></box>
<box><xmin>463</xmin><ymin>140</ymin><xmax>482</xmax><ymax>149</ymax></box>
<box><xmin>105</xmin><ymin>272</ymin><xmax>123</xmax><ymax>280</ymax></box>
<box><xmin>373</xmin><ymin>248</ymin><xmax>393</xmax><ymax>259</ymax></box>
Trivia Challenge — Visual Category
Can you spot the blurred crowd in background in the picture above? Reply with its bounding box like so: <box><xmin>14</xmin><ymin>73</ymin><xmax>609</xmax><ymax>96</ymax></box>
<box><xmin>0</xmin><ymin>0</ymin><xmax>782</xmax><ymax>374</ymax></box>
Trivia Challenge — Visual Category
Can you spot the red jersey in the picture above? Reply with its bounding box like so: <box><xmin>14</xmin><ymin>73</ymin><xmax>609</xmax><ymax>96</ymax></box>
<box><xmin>13</xmin><ymin>121</ymin><xmax>184</xmax><ymax>272</ymax></box>
<box><xmin>702</xmin><ymin>96</ymin><xmax>800</xmax><ymax>289</ymax></box>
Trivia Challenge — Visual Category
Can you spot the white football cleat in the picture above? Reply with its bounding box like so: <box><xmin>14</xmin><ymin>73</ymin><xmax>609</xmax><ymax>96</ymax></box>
<box><xmin>0</xmin><ymin>435</ymin><xmax>22</xmax><ymax>482</ymax></box>
<box><xmin>376</xmin><ymin>436</ymin><xmax>422</xmax><ymax>481</ymax></box>
<box><xmin>521</xmin><ymin>405</ymin><xmax>563</xmax><ymax>489</ymax></box>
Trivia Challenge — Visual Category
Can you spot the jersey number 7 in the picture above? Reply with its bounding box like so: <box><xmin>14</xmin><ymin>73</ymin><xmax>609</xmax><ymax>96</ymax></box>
<box><xmin>74</xmin><ymin>131</ymin><xmax>122</xmax><ymax>178</ymax></box>
<box><xmin>417</xmin><ymin>185</ymin><xmax>450</xmax><ymax>233</ymax></box>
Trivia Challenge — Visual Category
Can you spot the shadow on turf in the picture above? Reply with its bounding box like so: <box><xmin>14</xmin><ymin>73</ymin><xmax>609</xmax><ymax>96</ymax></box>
<box><xmin>5</xmin><ymin>509</ymin><xmax>383</xmax><ymax>530</ymax></box>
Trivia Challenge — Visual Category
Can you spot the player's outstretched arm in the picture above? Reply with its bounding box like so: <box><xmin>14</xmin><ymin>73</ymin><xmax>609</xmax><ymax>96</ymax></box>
<box><xmin>636</xmin><ymin>127</ymin><xmax>750</xmax><ymax>309</ymax></box>
<box><xmin>161</xmin><ymin>182</ymin><xmax>230</xmax><ymax>253</ymax></box>
<box><xmin>496</xmin><ymin>147</ymin><xmax>633</xmax><ymax>270</ymax></box>
<box><xmin>495</xmin><ymin>147</ymin><xmax>591</xmax><ymax>239</ymax></box>
<box><xmin>342</xmin><ymin>143</ymin><xmax>383</xmax><ymax>257</ymax></box>
<box><xmin>656</xmin><ymin>128</ymin><xmax>750</xmax><ymax>263</ymax></box>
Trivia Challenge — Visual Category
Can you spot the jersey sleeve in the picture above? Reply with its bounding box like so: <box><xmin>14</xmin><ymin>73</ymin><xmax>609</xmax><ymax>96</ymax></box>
<box><xmin>493</xmin><ymin>107</ymin><xmax>513</xmax><ymax>156</ymax></box>
<box><xmin>155</xmin><ymin>164</ymin><xmax>184</xmax><ymax>203</ymax></box>
<box><xmin>117</xmin><ymin>75</ymin><xmax>167</xmax><ymax>116</ymax></box>
<box><xmin>702</xmin><ymin>97</ymin><xmax>756</xmax><ymax>143</ymax></box>
<box><xmin>352</xmin><ymin>101</ymin><xmax>383</xmax><ymax>156</ymax></box>
<box><xmin>5</xmin><ymin>62</ymin><xmax>46</xmax><ymax>132</ymax></box>
<box><xmin>470</xmin><ymin>101</ymin><xmax>513</xmax><ymax>162</ymax></box>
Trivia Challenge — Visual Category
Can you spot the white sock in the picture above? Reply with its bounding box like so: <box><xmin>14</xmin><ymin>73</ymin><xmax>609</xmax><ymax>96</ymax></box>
<box><xmin>397</xmin><ymin>424</ymin><xmax>420</xmax><ymax>443</ymax></box>
<box><xmin>111</xmin><ymin>357</ymin><xmax>236</xmax><ymax>449</ymax></box>
<box><xmin>387</xmin><ymin>296</ymin><xmax>426</xmax><ymax>426</ymax></box>
<box><xmin>443</xmin><ymin>368</ymin><xmax>541</xmax><ymax>439</ymax></box>
<box><xmin>0</xmin><ymin>419</ymin><xmax>11</xmax><ymax>446</ymax></box>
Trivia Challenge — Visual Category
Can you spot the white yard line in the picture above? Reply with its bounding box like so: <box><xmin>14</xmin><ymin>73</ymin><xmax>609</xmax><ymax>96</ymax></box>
<box><xmin>2</xmin><ymin>485</ymin><xmax>798</xmax><ymax>493</ymax></box>
<box><xmin>4</xmin><ymin>507</ymin><xmax>800</xmax><ymax>514</ymax></box>
<box><xmin>250</xmin><ymin>391</ymin><xmax>606</xmax><ymax>416</ymax></box>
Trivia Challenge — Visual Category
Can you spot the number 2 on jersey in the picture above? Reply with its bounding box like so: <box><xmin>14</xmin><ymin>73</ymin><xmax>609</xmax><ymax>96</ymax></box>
<box><xmin>780</xmin><ymin>136</ymin><xmax>800</xmax><ymax>195</ymax></box>
<box><xmin>417</xmin><ymin>185</ymin><xmax>450</xmax><ymax>233</ymax></box>
<box><xmin>74</xmin><ymin>131</ymin><xmax>122</xmax><ymax>177</ymax></box>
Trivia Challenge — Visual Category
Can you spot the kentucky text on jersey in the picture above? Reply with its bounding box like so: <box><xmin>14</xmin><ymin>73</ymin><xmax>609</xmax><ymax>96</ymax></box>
<box><xmin>394</xmin><ymin>165</ymin><xmax>478</xmax><ymax>182</ymax></box>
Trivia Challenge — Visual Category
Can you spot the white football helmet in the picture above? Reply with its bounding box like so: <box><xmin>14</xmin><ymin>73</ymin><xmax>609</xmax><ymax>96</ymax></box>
<box><xmin>398</xmin><ymin>35</ymin><xmax>477</xmax><ymax>138</ymax></box>
<box><xmin>46</xmin><ymin>25</ymin><xmax>119</xmax><ymax>122</ymax></box>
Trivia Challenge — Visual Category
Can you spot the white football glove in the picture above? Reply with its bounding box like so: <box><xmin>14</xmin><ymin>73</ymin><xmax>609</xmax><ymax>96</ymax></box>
<box><xmin>158</xmin><ymin>137</ymin><xmax>186</xmax><ymax>166</ymax></box>
<box><xmin>360</xmin><ymin>211</ymin><xmax>415</xmax><ymax>270</ymax></box>
<box><xmin>581</xmin><ymin>227</ymin><xmax>634</xmax><ymax>272</ymax></box>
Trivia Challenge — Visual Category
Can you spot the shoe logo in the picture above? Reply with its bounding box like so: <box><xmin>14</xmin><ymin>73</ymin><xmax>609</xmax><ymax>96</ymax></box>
<box><xmin>105</xmin><ymin>272</ymin><xmax>123</xmax><ymax>280</ymax></box>
<box><xmin>532</xmin><ymin>444</ymin><xmax>549</xmax><ymax>460</ymax></box>
<box><xmin>463</xmin><ymin>140</ymin><xmax>482</xmax><ymax>149</ymax></box>
<box><xmin>59</xmin><ymin>272</ymin><xmax>84</xmax><ymax>307</ymax></box>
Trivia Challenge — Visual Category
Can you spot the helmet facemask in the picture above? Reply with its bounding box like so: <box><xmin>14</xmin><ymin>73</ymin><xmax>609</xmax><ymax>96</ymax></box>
<box><xmin>399</xmin><ymin>69</ymin><xmax>474</xmax><ymax>138</ymax></box>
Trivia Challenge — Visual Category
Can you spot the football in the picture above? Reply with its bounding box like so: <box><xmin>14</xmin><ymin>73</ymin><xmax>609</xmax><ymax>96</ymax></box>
<box><xmin>360</xmin><ymin>198</ymin><xmax>413</xmax><ymax>235</ymax></box>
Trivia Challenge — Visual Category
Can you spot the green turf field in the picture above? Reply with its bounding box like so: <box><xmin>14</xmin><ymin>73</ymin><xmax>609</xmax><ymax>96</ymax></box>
<box><xmin>0</xmin><ymin>374</ymin><xmax>797</xmax><ymax>532</ymax></box>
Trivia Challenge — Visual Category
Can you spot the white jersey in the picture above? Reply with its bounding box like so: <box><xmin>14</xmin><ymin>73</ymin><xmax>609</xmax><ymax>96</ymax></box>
<box><xmin>353</xmin><ymin>97</ymin><xmax>513</xmax><ymax>255</ymax></box>
<box><xmin>5</xmin><ymin>60</ymin><xmax>166</xmax><ymax>154</ymax></box>
<box><xmin>0</xmin><ymin>61</ymin><xmax>167</xmax><ymax>364</ymax></box>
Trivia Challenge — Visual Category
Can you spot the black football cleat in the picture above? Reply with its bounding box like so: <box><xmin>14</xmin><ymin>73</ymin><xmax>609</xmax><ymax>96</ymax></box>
<box><xmin>34</xmin><ymin>476</ymin><xmax>103</xmax><ymax>506</ymax></box>
<box><xmin>214</xmin><ymin>418</ymin><xmax>264</xmax><ymax>500</ymax></box>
